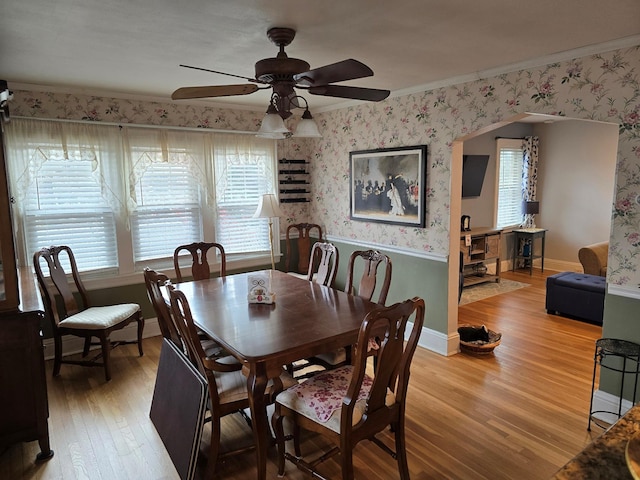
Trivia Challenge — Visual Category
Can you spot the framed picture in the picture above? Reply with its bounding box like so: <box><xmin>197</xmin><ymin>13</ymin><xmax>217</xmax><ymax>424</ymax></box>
<box><xmin>350</xmin><ymin>145</ymin><xmax>427</xmax><ymax>227</ymax></box>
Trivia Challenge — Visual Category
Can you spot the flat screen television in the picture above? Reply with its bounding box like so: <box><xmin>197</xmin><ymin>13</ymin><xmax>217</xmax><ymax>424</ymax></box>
<box><xmin>461</xmin><ymin>154</ymin><xmax>489</xmax><ymax>198</ymax></box>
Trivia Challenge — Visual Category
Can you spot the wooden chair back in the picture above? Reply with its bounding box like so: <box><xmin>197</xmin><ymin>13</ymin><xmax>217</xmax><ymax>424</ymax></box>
<box><xmin>307</xmin><ymin>242</ymin><xmax>339</xmax><ymax>287</ymax></box>
<box><xmin>285</xmin><ymin>223</ymin><xmax>323</xmax><ymax>274</ymax></box>
<box><xmin>345</xmin><ymin>249</ymin><xmax>392</xmax><ymax>305</ymax></box>
<box><xmin>353</xmin><ymin>297</ymin><xmax>424</xmax><ymax>420</ymax></box>
<box><xmin>143</xmin><ymin>268</ymin><xmax>182</xmax><ymax>349</ymax></box>
<box><xmin>167</xmin><ymin>285</ymin><xmax>223</xmax><ymax>406</ymax></box>
<box><xmin>173</xmin><ymin>242</ymin><xmax>226</xmax><ymax>282</ymax></box>
<box><xmin>33</xmin><ymin>245</ymin><xmax>89</xmax><ymax>324</ymax></box>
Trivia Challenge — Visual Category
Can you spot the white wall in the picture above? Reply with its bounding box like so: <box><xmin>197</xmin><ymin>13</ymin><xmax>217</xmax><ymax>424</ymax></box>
<box><xmin>461</xmin><ymin>123</ymin><xmax>534</xmax><ymax>229</ymax></box>
<box><xmin>535</xmin><ymin>120</ymin><xmax>618</xmax><ymax>264</ymax></box>
<box><xmin>461</xmin><ymin>118</ymin><xmax>618</xmax><ymax>269</ymax></box>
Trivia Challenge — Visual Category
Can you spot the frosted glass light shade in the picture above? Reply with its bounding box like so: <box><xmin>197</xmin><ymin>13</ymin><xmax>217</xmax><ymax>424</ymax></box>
<box><xmin>293</xmin><ymin>117</ymin><xmax>322</xmax><ymax>138</ymax></box>
<box><xmin>257</xmin><ymin>112</ymin><xmax>289</xmax><ymax>136</ymax></box>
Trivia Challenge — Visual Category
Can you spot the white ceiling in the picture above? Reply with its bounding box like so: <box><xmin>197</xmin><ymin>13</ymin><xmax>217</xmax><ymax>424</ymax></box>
<box><xmin>2</xmin><ymin>0</ymin><xmax>640</xmax><ymax>113</ymax></box>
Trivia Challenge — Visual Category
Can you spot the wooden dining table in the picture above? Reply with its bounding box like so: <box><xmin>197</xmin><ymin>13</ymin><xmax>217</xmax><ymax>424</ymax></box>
<box><xmin>173</xmin><ymin>269</ymin><xmax>380</xmax><ymax>480</ymax></box>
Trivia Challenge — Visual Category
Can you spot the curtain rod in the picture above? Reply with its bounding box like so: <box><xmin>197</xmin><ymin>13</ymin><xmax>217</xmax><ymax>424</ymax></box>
<box><xmin>13</xmin><ymin>115</ymin><xmax>258</xmax><ymax>136</ymax></box>
<box><xmin>494</xmin><ymin>136</ymin><xmax>525</xmax><ymax>140</ymax></box>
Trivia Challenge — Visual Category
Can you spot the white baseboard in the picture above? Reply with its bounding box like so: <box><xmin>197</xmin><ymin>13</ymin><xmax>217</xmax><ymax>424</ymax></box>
<box><xmin>408</xmin><ymin>325</ymin><xmax>458</xmax><ymax>356</ymax></box>
<box><xmin>590</xmin><ymin>388</ymin><xmax>632</xmax><ymax>425</ymax></box>
<box><xmin>42</xmin><ymin>317</ymin><xmax>161</xmax><ymax>361</ymax></box>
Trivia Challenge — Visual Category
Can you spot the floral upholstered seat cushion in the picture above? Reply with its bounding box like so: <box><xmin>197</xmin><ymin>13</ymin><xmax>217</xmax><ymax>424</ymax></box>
<box><xmin>58</xmin><ymin>304</ymin><xmax>140</xmax><ymax>330</ymax></box>
<box><xmin>276</xmin><ymin>365</ymin><xmax>395</xmax><ymax>434</ymax></box>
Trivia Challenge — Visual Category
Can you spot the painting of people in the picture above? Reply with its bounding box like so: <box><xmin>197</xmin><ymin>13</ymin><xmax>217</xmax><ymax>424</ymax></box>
<box><xmin>350</xmin><ymin>145</ymin><xmax>427</xmax><ymax>227</ymax></box>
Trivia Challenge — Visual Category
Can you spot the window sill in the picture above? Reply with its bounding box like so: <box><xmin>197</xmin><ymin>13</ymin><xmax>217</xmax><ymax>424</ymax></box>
<box><xmin>19</xmin><ymin>252</ymin><xmax>279</xmax><ymax>308</ymax></box>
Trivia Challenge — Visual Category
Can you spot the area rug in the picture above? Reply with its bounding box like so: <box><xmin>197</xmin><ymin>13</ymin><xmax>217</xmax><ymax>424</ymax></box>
<box><xmin>459</xmin><ymin>279</ymin><xmax>530</xmax><ymax>306</ymax></box>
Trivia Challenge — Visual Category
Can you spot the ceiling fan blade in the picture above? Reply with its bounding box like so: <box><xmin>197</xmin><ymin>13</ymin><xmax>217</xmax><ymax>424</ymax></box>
<box><xmin>179</xmin><ymin>64</ymin><xmax>262</xmax><ymax>83</ymax></box>
<box><xmin>171</xmin><ymin>84</ymin><xmax>259</xmax><ymax>100</ymax></box>
<box><xmin>308</xmin><ymin>85</ymin><xmax>390</xmax><ymax>102</ymax></box>
<box><xmin>294</xmin><ymin>59</ymin><xmax>373</xmax><ymax>86</ymax></box>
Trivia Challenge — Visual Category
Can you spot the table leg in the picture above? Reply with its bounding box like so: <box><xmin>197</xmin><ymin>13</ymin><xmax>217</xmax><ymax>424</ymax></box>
<box><xmin>246</xmin><ymin>363</ymin><xmax>269</xmax><ymax>480</ymax></box>
<box><xmin>541</xmin><ymin>233</ymin><xmax>546</xmax><ymax>272</ymax></box>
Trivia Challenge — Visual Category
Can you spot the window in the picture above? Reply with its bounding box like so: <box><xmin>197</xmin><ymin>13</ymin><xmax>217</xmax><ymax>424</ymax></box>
<box><xmin>126</xmin><ymin>129</ymin><xmax>207</xmax><ymax>264</ymax></box>
<box><xmin>495</xmin><ymin>139</ymin><xmax>524</xmax><ymax>229</ymax></box>
<box><xmin>5</xmin><ymin>119</ymin><xmax>278</xmax><ymax>275</ymax></box>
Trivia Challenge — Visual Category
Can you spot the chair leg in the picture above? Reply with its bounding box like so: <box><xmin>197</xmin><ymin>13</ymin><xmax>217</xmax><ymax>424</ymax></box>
<box><xmin>52</xmin><ymin>335</ymin><xmax>63</xmax><ymax>377</ymax></box>
<box><xmin>271</xmin><ymin>406</ymin><xmax>287</xmax><ymax>476</ymax></box>
<box><xmin>100</xmin><ymin>334</ymin><xmax>112</xmax><ymax>382</ymax></box>
<box><xmin>82</xmin><ymin>337</ymin><xmax>91</xmax><ymax>357</ymax></box>
<box><xmin>204</xmin><ymin>418</ymin><xmax>222</xmax><ymax>479</ymax></box>
<box><xmin>394</xmin><ymin>417</ymin><xmax>410</xmax><ymax>480</ymax></box>
<box><xmin>340</xmin><ymin>442</ymin><xmax>355</xmax><ymax>480</ymax></box>
<box><xmin>136</xmin><ymin>316</ymin><xmax>144</xmax><ymax>356</ymax></box>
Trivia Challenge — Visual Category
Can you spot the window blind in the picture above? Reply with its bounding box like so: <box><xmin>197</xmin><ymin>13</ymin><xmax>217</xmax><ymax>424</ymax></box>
<box><xmin>24</xmin><ymin>157</ymin><xmax>118</xmax><ymax>271</ymax></box>
<box><xmin>496</xmin><ymin>139</ymin><xmax>524</xmax><ymax>229</ymax></box>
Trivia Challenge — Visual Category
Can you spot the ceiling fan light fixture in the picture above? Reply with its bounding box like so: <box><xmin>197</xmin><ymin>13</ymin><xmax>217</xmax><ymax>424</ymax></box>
<box><xmin>293</xmin><ymin>109</ymin><xmax>322</xmax><ymax>138</ymax></box>
<box><xmin>258</xmin><ymin>103</ymin><xmax>289</xmax><ymax>136</ymax></box>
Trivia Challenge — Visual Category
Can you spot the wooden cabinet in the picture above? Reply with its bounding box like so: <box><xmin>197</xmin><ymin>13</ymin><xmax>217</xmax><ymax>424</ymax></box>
<box><xmin>0</xmin><ymin>122</ymin><xmax>53</xmax><ymax>462</ymax></box>
<box><xmin>460</xmin><ymin>227</ymin><xmax>502</xmax><ymax>287</ymax></box>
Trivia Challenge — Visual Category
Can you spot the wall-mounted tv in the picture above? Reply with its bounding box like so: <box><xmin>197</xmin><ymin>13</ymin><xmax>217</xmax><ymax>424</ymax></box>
<box><xmin>462</xmin><ymin>154</ymin><xmax>490</xmax><ymax>198</ymax></box>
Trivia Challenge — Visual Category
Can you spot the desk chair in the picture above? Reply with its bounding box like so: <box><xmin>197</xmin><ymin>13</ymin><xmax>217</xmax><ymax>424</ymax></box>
<box><xmin>174</xmin><ymin>242</ymin><xmax>226</xmax><ymax>282</ymax></box>
<box><xmin>33</xmin><ymin>245</ymin><xmax>144</xmax><ymax>382</ymax></box>
<box><xmin>272</xmin><ymin>297</ymin><xmax>425</xmax><ymax>480</ymax></box>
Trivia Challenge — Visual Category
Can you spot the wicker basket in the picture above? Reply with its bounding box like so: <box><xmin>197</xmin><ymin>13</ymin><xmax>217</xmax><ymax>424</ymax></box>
<box><xmin>458</xmin><ymin>324</ymin><xmax>502</xmax><ymax>354</ymax></box>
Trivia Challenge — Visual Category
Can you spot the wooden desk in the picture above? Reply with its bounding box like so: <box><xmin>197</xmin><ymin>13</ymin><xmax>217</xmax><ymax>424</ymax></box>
<box><xmin>174</xmin><ymin>270</ymin><xmax>379</xmax><ymax>480</ymax></box>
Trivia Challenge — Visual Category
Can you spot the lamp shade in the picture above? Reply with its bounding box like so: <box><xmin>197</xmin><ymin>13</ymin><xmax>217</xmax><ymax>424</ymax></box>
<box><xmin>257</xmin><ymin>110</ymin><xmax>289</xmax><ymax>136</ymax></box>
<box><xmin>293</xmin><ymin>117</ymin><xmax>322</xmax><ymax>138</ymax></box>
<box><xmin>253</xmin><ymin>193</ymin><xmax>284</xmax><ymax>219</ymax></box>
<box><xmin>523</xmin><ymin>201</ymin><xmax>540</xmax><ymax>215</ymax></box>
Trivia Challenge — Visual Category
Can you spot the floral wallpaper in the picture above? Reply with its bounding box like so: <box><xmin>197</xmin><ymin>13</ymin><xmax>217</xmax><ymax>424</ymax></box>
<box><xmin>311</xmin><ymin>45</ymin><xmax>640</xmax><ymax>288</ymax></box>
<box><xmin>9</xmin><ymin>44</ymin><xmax>640</xmax><ymax>289</ymax></box>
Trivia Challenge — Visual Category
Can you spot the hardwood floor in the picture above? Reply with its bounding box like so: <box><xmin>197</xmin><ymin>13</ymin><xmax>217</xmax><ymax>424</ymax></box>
<box><xmin>0</xmin><ymin>268</ymin><xmax>604</xmax><ymax>479</ymax></box>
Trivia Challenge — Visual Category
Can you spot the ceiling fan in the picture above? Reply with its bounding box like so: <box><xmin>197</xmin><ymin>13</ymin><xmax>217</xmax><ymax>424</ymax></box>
<box><xmin>171</xmin><ymin>27</ymin><xmax>390</xmax><ymax>118</ymax></box>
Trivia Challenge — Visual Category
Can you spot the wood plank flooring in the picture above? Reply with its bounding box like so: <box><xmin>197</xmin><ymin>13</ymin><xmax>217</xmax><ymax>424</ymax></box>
<box><xmin>0</xmin><ymin>268</ymin><xmax>604</xmax><ymax>479</ymax></box>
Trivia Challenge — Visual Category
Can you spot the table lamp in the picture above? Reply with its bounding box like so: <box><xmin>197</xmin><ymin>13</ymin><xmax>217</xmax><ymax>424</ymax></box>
<box><xmin>523</xmin><ymin>200</ymin><xmax>540</xmax><ymax>228</ymax></box>
<box><xmin>253</xmin><ymin>193</ymin><xmax>284</xmax><ymax>271</ymax></box>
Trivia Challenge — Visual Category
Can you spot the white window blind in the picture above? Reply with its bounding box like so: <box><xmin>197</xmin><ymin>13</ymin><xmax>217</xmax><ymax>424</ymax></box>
<box><xmin>6</xmin><ymin>119</ymin><xmax>278</xmax><ymax>275</ymax></box>
<box><xmin>216</xmin><ymin>163</ymin><xmax>271</xmax><ymax>254</ymax></box>
<box><xmin>214</xmin><ymin>136</ymin><xmax>276</xmax><ymax>255</ymax></box>
<box><xmin>495</xmin><ymin>139</ymin><xmax>524</xmax><ymax>229</ymax></box>
<box><xmin>129</xmin><ymin>158</ymin><xmax>203</xmax><ymax>263</ymax></box>
<box><xmin>24</xmin><ymin>155</ymin><xmax>118</xmax><ymax>272</ymax></box>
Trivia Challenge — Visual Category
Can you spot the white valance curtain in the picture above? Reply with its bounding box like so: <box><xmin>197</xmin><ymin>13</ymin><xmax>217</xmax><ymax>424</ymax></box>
<box><xmin>4</xmin><ymin>118</ymin><xmax>125</xmax><ymax>218</ymax></box>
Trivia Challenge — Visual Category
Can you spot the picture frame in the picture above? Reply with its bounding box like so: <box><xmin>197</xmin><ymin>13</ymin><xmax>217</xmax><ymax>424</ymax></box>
<box><xmin>350</xmin><ymin>145</ymin><xmax>427</xmax><ymax>227</ymax></box>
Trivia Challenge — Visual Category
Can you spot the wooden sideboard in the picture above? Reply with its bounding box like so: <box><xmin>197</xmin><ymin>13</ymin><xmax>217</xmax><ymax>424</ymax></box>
<box><xmin>460</xmin><ymin>227</ymin><xmax>502</xmax><ymax>288</ymax></box>
<box><xmin>0</xmin><ymin>121</ymin><xmax>53</xmax><ymax>462</ymax></box>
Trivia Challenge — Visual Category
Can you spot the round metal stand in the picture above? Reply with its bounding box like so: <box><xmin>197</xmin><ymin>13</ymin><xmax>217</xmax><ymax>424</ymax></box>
<box><xmin>588</xmin><ymin>338</ymin><xmax>640</xmax><ymax>430</ymax></box>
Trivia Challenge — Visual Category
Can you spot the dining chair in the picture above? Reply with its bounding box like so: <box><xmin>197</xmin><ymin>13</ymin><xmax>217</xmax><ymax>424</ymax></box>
<box><xmin>33</xmin><ymin>245</ymin><xmax>144</xmax><ymax>382</ymax></box>
<box><xmin>272</xmin><ymin>296</ymin><xmax>425</xmax><ymax>480</ymax></box>
<box><xmin>173</xmin><ymin>242</ymin><xmax>226</xmax><ymax>282</ymax></box>
<box><xmin>167</xmin><ymin>285</ymin><xmax>297</xmax><ymax>478</ymax></box>
<box><xmin>285</xmin><ymin>223</ymin><xmax>323</xmax><ymax>275</ymax></box>
<box><xmin>305</xmin><ymin>242</ymin><xmax>339</xmax><ymax>287</ymax></box>
<box><xmin>308</xmin><ymin>249</ymin><xmax>393</xmax><ymax>371</ymax></box>
<box><xmin>143</xmin><ymin>267</ymin><xmax>241</xmax><ymax>372</ymax></box>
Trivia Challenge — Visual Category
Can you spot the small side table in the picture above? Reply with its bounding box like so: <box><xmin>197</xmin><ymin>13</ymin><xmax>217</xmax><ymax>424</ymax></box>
<box><xmin>512</xmin><ymin>228</ymin><xmax>546</xmax><ymax>275</ymax></box>
<box><xmin>588</xmin><ymin>338</ymin><xmax>640</xmax><ymax>431</ymax></box>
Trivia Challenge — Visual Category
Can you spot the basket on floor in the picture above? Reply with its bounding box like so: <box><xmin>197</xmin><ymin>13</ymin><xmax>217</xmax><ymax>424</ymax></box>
<box><xmin>458</xmin><ymin>324</ymin><xmax>502</xmax><ymax>354</ymax></box>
